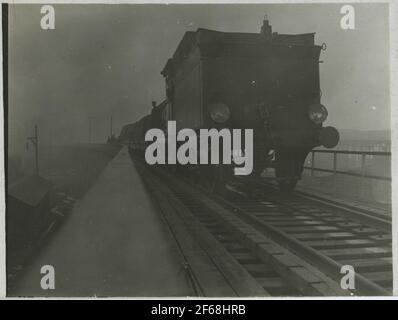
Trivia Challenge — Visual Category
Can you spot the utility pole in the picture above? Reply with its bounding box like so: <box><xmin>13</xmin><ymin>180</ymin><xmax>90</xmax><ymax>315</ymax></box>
<box><xmin>27</xmin><ymin>125</ymin><xmax>39</xmax><ymax>175</ymax></box>
<box><xmin>110</xmin><ymin>115</ymin><xmax>113</xmax><ymax>137</ymax></box>
<box><xmin>88</xmin><ymin>117</ymin><xmax>94</xmax><ymax>143</ymax></box>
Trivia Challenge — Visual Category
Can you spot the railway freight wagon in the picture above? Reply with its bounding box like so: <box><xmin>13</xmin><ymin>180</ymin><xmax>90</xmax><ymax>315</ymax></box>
<box><xmin>119</xmin><ymin>101</ymin><xmax>166</xmax><ymax>149</ymax></box>
<box><xmin>160</xmin><ymin>19</ymin><xmax>339</xmax><ymax>191</ymax></box>
<box><xmin>119</xmin><ymin>116</ymin><xmax>149</xmax><ymax>150</ymax></box>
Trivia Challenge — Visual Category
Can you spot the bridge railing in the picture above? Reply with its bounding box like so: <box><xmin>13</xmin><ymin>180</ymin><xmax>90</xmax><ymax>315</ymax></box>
<box><xmin>303</xmin><ymin>149</ymin><xmax>391</xmax><ymax>181</ymax></box>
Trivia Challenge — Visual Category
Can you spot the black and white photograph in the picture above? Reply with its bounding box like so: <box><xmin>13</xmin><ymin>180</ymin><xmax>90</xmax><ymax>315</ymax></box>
<box><xmin>1</xmin><ymin>1</ymin><xmax>395</xmax><ymax>299</ymax></box>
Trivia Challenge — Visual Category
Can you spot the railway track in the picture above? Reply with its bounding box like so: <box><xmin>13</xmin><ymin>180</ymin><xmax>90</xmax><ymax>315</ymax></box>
<box><xmin>217</xmin><ymin>182</ymin><xmax>392</xmax><ymax>293</ymax></box>
<box><xmin>131</xmin><ymin>154</ymin><xmax>392</xmax><ymax>296</ymax></box>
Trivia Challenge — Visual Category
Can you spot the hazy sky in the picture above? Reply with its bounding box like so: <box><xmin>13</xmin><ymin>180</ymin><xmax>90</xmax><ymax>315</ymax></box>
<box><xmin>8</xmin><ymin>3</ymin><xmax>390</xmax><ymax>153</ymax></box>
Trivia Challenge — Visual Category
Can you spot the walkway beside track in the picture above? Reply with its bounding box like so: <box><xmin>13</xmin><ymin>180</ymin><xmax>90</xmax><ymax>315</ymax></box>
<box><xmin>10</xmin><ymin>147</ymin><xmax>194</xmax><ymax>297</ymax></box>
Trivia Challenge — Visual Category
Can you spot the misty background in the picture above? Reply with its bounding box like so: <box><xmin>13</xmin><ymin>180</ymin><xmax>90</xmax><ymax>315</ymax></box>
<box><xmin>8</xmin><ymin>3</ymin><xmax>390</xmax><ymax>155</ymax></box>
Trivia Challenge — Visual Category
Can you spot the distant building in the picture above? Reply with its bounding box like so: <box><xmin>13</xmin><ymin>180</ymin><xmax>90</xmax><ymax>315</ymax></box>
<box><xmin>7</xmin><ymin>175</ymin><xmax>53</xmax><ymax>251</ymax></box>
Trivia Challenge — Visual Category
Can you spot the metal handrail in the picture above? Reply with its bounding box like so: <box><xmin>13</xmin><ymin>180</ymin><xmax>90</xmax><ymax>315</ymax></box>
<box><xmin>309</xmin><ymin>149</ymin><xmax>391</xmax><ymax>156</ymax></box>
<box><xmin>303</xmin><ymin>149</ymin><xmax>391</xmax><ymax>181</ymax></box>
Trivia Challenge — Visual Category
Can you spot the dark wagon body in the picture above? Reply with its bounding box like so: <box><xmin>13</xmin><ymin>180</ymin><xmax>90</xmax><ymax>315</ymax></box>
<box><xmin>162</xmin><ymin>26</ymin><xmax>320</xmax><ymax>136</ymax></box>
<box><xmin>119</xmin><ymin>102</ymin><xmax>166</xmax><ymax>148</ymax></box>
<box><xmin>122</xmin><ymin>19</ymin><xmax>339</xmax><ymax>191</ymax></box>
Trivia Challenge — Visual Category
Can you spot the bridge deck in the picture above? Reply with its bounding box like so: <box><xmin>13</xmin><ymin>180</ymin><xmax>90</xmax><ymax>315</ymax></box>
<box><xmin>9</xmin><ymin>147</ymin><xmax>194</xmax><ymax>297</ymax></box>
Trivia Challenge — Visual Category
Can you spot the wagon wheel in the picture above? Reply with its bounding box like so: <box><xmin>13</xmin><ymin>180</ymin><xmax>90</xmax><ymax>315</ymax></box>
<box><xmin>276</xmin><ymin>175</ymin><xmax>298</xmax><ymax>193</ymax></box>
<box><xmin>275</xmin><ymin>148</ymin><xmax>302</xmax><ymax>192</ymax></box>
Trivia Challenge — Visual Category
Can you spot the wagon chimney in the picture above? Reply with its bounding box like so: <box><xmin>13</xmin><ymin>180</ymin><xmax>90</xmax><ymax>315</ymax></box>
<box><xmin>260</xmin><ymin>16</ymin><xmax>273</xmax><ymax>41</ymax></box>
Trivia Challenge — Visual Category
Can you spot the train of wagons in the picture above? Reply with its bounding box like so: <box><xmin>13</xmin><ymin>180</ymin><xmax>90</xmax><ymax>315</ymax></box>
<box><xmin>119</xmin><ymin>19</ymin><xmax>339</xmax><ymax>192</ymax></box>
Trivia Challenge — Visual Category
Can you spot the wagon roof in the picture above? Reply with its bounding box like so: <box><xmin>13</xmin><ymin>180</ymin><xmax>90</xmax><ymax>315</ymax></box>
<box><xmin>161</xmin><ymin>26</ymin><xmax>315</xmax><ymax>76</ymax></box>
<box><xmin>119</xmin><ymin>123</ymin><xmax>136</xmax><ymax>138</ymax></box>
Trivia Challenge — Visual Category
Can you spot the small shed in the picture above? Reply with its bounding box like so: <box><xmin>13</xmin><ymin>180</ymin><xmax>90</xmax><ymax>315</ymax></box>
<box><xmin>7</xmin><ymin>175</ymin><xmax>53</xmax><ymax>250</ymax></box>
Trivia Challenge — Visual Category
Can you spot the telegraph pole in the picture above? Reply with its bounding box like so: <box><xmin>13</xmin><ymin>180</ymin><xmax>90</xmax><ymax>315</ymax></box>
<box><xmin>110</xmin><ymin>115</ymin><xmax>113</xmax><ymax>137</ymax></box>
<box><xmin>35</xmin><ymin>125</ymin><xmax>39</xmax><ymax>175</ymax></box>
<box><xmin>88</xmin><ymin>117</ymin><xmax>94</xmax><ymax>143</ymax></box>
<box><xmin>27</xmin><ymin>125</ymin><xmax>39</xmax><ymax>175</ymax></box>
